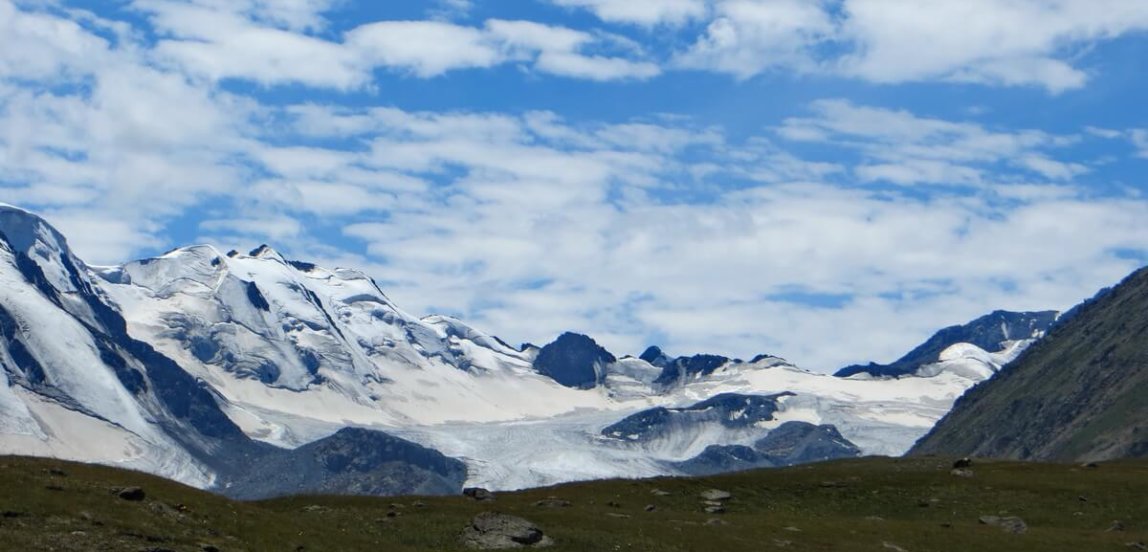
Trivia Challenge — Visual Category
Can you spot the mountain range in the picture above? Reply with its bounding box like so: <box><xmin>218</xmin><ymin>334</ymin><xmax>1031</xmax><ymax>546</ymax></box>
<box><xmin>0</xmin><ymin>203</ymin><xmax>1068</xmax><ymax>498</ymax></box>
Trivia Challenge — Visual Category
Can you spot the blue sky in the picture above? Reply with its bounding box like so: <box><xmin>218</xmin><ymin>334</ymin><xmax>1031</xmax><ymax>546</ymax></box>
<box><xmin>3</xmin><ymin>0</ymin><xmax>1148</xmax><ymax>372</ymax></box>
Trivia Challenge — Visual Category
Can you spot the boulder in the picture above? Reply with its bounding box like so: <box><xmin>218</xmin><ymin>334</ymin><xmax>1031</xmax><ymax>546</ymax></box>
<box><xmin>464</xmin><ymin>487</ymin><xmax>496</xmax><ymax>501</ymax></box>
<box><xmin>462</xmin><ymin>512</ymin><xmax>553</xmax><ymax>549</ymax></box>
<box><xmin>533</xmin><ymin>498</ymin><xmax>571</xmax><ymax>508</ymax></box>
<box><xmin>979</xmin><ymin>515</ymin><xmax>1027</xmax><ymax>534</ymax></box>
<box><xmin>115</xmin><ymin>487</ymin><xmax>146</xmax><ymax>501</ymax></box>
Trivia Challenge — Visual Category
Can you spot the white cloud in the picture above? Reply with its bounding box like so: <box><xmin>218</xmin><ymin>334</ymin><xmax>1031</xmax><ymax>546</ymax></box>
<box><xmin>485</xmin><ymin>19</ymin><xmax>662</xmax><ymax>80</ymax></box>
<box><xmin>0</xmin><ymin>0</ymin><xmax>111</xmax><ymax>82</ymax></box>
<box><xmin>139</xmin><ymin>0</ymin><xmax>337</xmax><ymax>31</ymax></box>
<box><xmin>135</xmin><ymin>2</ymin><xmax>660</xmax><ymax>86</ymax></box>
<box><xmin>200</xmin><ymin>216</ymin><xmax>305</xmax><ymax>242</ymax></box>
<box><xmin>837</xmin><ymin>0</ymin><xmax>1148</xmax><ymax>92</ymax></box>
<box><xmin>533</xmin><ymin>50</ymin><xmax>661</xmax><ymax>80</ymax></box>
<box><xmin>667</xmin><ymin>0</ymin><xmax>1148</xmax><ymax>92</ymax></box>
<box><xmin>549</xmin><ymin>0</ymin><xmax>708</xmax><ymax>26</ymax></box>
<box><xmin>676</xmin><ymin>0</ymin><xmax>834</xmax><ymax>78</ymax></box>
<box><xmin>778</xmin><ymin>99</ymin><xmax>1084</xmax><ymax>185</ymax></box>
<box><xmin>0</xmin><ymin>1</ymin><xmax>262</xmax><ymax>262</ymax></box>
<box><xmin>347</xmin><ymin>21</ymin><xmax>501</xmax><ymax>77</ymax></box>
<box><xmin>1131</xmin><ymin>129</ymin><xmax>1148</xmax><ymax>158</ymax></box>
<box><xmin>266</xmin><ymin>104</ymin><xmax>1146</xmax><ymax>370</ymax></box>
<box><xmin>3</xmin><ymin>0</ymin><xmax>1148</xmax><ymax>372</ymax></box>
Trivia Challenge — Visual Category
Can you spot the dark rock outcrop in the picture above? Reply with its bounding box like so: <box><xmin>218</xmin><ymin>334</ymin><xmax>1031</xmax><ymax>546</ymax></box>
<box><xmin>673</xmin><ymin>421</ymin><xmax>861</xmax><ymax>476</ymax></box>
<box><xmin>652</xmin><ymin>353</ymin><xmax>731</xmax><ymax>386</ymax></box>
<box><xmin>754</xmin><ymin>421</ymin><xmax>863</xmax><ymax>464</ymax></box>
<box><xmin>533</xmin><ymin>332</ymin><xmax>615</xmax><ymax>389</ymax></box>
<box><xmin>602</xmin><ymin>393</ymin><xmax>792</xmax><ymax>443</ymax></box>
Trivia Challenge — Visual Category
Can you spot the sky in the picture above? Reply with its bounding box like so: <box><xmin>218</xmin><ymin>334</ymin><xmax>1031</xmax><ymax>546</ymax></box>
<box><xmin>2</xmin><ymin>0</ymin><xmax>1148</xmax><ymax>373</ymax></box>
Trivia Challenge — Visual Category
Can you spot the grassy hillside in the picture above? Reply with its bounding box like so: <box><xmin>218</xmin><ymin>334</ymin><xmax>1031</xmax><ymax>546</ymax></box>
<box><xmin>912</xmin><ymin>266</ymin><xmax>1148</xmax><ymax>461</ymax></box>
<box><xmin>1</xmin><ymin>455</ymin><xmax>1145</xmax><ymax>551</ymax></box>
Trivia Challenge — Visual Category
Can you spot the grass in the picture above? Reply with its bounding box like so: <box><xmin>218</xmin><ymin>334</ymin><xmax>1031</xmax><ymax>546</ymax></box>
<box><xmin>0</xmin><ymin>455</ymin><xmax>1145</xmax><ymax>551</ymax></box>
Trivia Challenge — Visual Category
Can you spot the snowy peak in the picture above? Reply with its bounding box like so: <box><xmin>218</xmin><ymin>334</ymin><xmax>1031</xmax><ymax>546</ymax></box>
<box><xmin>113</xmin><ymin>245</ymin><xmax>229</xmax><ymax>296</ymax></box>
<box><xmin>247</xmin><ymin>244</ymin><xmax>283</xmax><ymax>260</ymax></box>
<box><xmin>0</xmin><ymin>204</ymin><xmax>115</xmax><ymax>334</ymax></box>
<box><xmin>0</xmin><ymin>204</ymin><xmax>69</xmax><ymax>257</ymax></box>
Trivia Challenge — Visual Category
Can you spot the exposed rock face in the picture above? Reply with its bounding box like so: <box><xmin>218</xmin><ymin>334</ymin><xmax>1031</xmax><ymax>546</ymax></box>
<box><xmin>652</xmin><ymin>353</ymin><xmax>732</xmax><ymax>386</ymax></box>
<box><xmin>675</xmin><ymin>445</ymin><xmax>776</xmax><ymax>476</ymax></box>
<box><xmin>674</xmin><ymin>421</ymin><xmax>861</xmax><ymax>476</ymax></box>
<box><xmin>602</xmin><ymin>393</ymin><xmax>792</xmax><ymax>443</ymax></box>
<box><xmin>532</xmin><ymin>333</ymin><xmax>615</xmax><ymax>389</ymax></box>
<box><xmin>224</xmin><ymin>427</ymin><xmax>468</xmax><ymax>499</ymax></box>
<box><xmin>911</xmin><ymin>267</ymin><xmax>1148</xmax><ymax>462</ymax></box>
<box><xmin>755</xmin><ymin>421</ymin><xmax>863</xmax><ymax>464</ymax></box>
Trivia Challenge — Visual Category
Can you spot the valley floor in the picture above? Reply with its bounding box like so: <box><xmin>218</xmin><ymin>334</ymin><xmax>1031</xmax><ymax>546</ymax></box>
<box><xmin>0</xmin><ymin>455</ymin><xmax>1144</xmax><ymax>551</ymax></box>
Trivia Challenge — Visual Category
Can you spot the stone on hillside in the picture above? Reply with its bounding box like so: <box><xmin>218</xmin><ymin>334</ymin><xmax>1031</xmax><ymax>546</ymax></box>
<box><xmin>115</xmin><ymin>487</ymin><xmax>146</xmax><ymax>501</ymax></box>
<box><xmin>952</xmin><ymin>458</ymin><xmax>973</xmax><ymax>469</ymax></box>
<box><xmin>533</xmin><ymin>498</ymin><xmax>571</xmax><ymax>508</ymax></box>
<box><xmin>700</xmin><ymin>489</ymin><xmax>732</xmax><ymax>501</ymax></box>
<box><xmin>464</xmin><ymin>487</ymin><xmax>496</xmax><ymax>501</ymax></box>
<box><xmin>462</xmin><ymin>512</ymin><xmax>553</xmax><ymax>549</ymax></box>
<box><xmin>979</xmin><ymin>515</ymin><xmax>1027</xmax><ymax>534</ymax></box>
<box><xmin>950</xmin><ymin>468</ymin><xmax>974</xmax><ymax>478</ymax></box>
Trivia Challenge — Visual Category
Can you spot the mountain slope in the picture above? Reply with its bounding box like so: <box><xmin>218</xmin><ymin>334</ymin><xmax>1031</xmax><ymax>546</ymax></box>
<box><xmin>911</xmin><ymin>266</ymin><xmax>1148</xmax><ymax>461</ymax></box>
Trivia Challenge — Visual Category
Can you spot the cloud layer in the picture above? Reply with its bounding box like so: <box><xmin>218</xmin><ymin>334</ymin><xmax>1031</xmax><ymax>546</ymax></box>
<box><xmin>2</xmin><ymin>0</ymin><xmax>1147</xmax><ymax>371</ymax></box>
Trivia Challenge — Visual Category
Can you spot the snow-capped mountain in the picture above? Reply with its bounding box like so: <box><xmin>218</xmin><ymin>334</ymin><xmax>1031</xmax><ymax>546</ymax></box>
<box><xmin>835</xmin><ymin>310</ymin><xmax>1058</xmax><ymax>379</ymax></box>
<box><xmin>0</xmin><ymin>203</ymin><xmax>1055</xmax><ymax>496</ymax></box>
